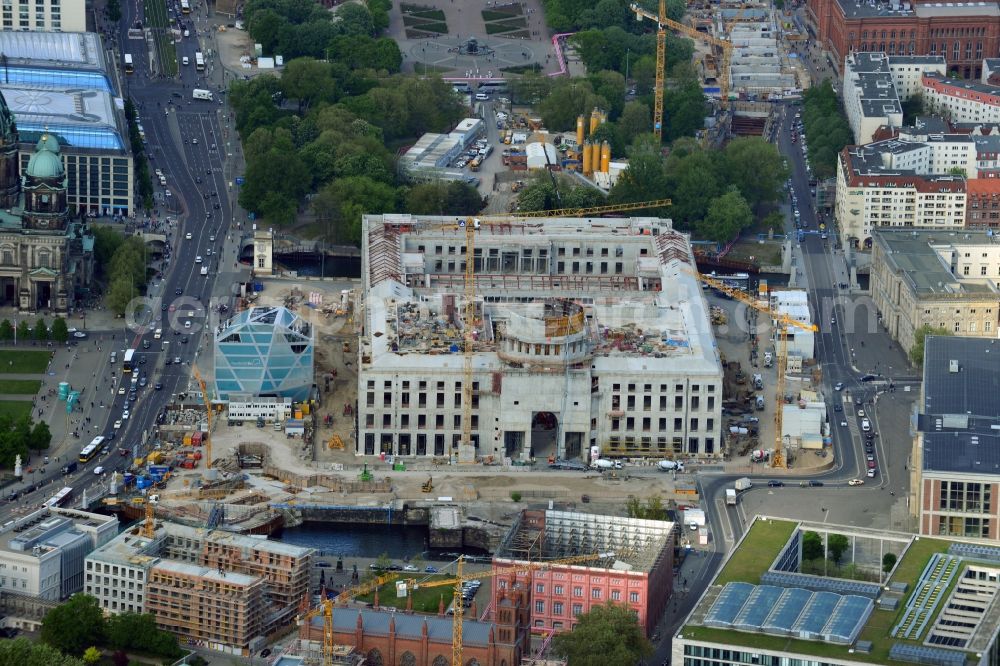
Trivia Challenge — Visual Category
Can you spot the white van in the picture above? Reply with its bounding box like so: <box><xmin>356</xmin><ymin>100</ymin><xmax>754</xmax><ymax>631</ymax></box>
<box><xmin>154</xmin><ymin>328</ymin><xmax>162</xmax><ymax>339</ymax></box>
<box><xmin>200</xmin><ymin>266</ymin><xmax>208</xmax><ymax>276</ymax></box>
<box><xmin>182</xmin><ymin>56</ymin><xmax>190</xmax><ymax>66</ymax></box>
<box><xmin>110</xmin><ymin>351</ymin><xmax>117</xmax><ymax>364</ymax></box>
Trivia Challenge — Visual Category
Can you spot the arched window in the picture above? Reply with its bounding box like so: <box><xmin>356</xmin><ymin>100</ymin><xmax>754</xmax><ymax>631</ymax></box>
<box><xmin>432</xmin><ymin>657</ymin><xmax>449</xmax><ymax>666</ymax></box>
<box><xmin>366</xmin><ymin>649</ymin><xmax>384</xmax><ymax>666</ymax></box>
<box><xmin>399</xmin><ymin>652</ymin><xmax>416</xmax><ymax>666</ymax></box>
<box><xmin>37</xmin><ymin>251</ymin><xmax>50</xmax><ymax>268</ymax></box>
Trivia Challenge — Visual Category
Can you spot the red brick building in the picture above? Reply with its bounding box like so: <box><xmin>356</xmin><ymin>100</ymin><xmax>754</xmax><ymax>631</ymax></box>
<box><xmin>300</xmin><ymin>593</ymin><xmax>529</xmax><ymax>666</ymax></box>
<box><xmin>491</xmin><ymin>509</ymin><xmax>675</xmax><ymax>637</ymax></box>
<box><xmin>807</xmin><ymin>0</ymin><xmax>1000</xmax><ymax>78</ymax></box>
<box><xmin>966</xmin><ymin>177</ymin><xmax>1000</xmax><ymax>225</ymax></box>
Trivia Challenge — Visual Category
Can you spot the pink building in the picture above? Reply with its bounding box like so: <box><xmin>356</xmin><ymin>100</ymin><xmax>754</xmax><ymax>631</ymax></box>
<box><xmin>490</xmin><ymin>509</ymin><xmax>675</xmax><ymax>637</ymax></box>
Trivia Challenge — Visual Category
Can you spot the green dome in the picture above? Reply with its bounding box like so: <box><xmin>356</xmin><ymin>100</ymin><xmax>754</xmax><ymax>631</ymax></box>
<box><xmin>25</xmin><ymin>134</ymin><xmax>63</xmax><ymax>180</ymax></box>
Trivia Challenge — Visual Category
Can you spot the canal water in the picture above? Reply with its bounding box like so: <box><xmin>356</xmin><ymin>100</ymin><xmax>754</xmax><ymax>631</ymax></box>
<box><xmin>276</xmin><ymin>523</ymin><xmax>430</xmax><ymax>559</ymax></box>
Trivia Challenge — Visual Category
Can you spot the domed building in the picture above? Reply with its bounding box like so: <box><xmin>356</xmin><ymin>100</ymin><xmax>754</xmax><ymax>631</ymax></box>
<box><xmin>0</xmin><ymin>92</ymin><xmax>93</xmax><ymax>312</ymax></box>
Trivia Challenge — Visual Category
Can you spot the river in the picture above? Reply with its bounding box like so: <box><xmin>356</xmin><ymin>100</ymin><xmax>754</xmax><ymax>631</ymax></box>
<box><xmin>275</xmin><ymin>523</ymin><xmax>489</xmax><ymax>560</ymax></box>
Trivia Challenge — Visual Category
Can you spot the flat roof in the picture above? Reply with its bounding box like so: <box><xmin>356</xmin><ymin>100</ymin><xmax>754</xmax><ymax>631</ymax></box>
<box><xmin>151</xmin><ymin>559</ymin><xmax>260</xmax><ymax>586</ymax></box>
<box><xmin>164</xmin><ymin>521</ymin><xmax>315</xmax><ymax>558</ymax></box>
<box><xmin>1</xmin><ymin>84</ymin><xmax>124</xmax><ymax>151</ymax></box>
<box><xmin>836</xmin><ymin>0</ymin><xmax>913</xmax><ymax>18</ymax></box>
<box><xmin>919</xmin><ymin>336</ymin><xmax>1000</xmax><ymax>475</ymax></box>
<box><xmin>0</xmin><ymin>32</ymin><xmax>108</xmax><ymax>73</ymax></box>
<box><xmin>924</xmin><ymin>72</ymin><xmax>1000</xmax><ymax>98</ymax></box>
<box><xmin>680</xmin><ymin>518</ymin><xmax>1000</xmax><ymax>664</ymax></box>
<box><xmin>872</xmin><ymin>229</ymin><xmax>1000</xmax><ymax>297</ymax></box>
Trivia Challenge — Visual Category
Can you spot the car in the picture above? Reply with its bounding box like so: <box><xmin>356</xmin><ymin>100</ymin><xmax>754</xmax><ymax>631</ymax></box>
<box><xmin>175</xmin><ymin>288</ymin><xmax>183</xmax><ymax>295</ymax></box>
<box><xmin>840</xmin><ymin>420</ymin><xmax>848</xmax><ymax>427</ymax></box>
<box><xmin>184</xmin><ymin>320</ymin><xmax>192</xmax><ymax>328</ymax></box>
<box><xmin>118</xmin><ymin>386</ymin><xmax>126</xmax><ymax>395</ymax></box>
<box><xmin>142</xmin><ymin>340</ymin><xmax>150</xmax><ymax>349</ymax></box>
<box><xmin>171</xmin><ymin>91</ymin><xmax>182</xmax><ymax>99</ymax></box>
<box><xmin>403</xmin><ymin>564</ymin><xmax>419</xmax><ymax>572</ymax></box>
<box><xmin>174</xmin><ymin>356</ymin><xmax>181</xmax><ymax>364</ymax></box>
<box><xmin>192</xmin><ymin>138</ymin><xmax>198</xmax><ymax>144</ymax></box>
<box><xmin>209</xmin><ymin>235</ymin><xmax>216</xmax><ymax>242</ymax></box>
<box><xmin>425</xmin><ymin>566</ymin><xmax>439</xmax><ymax>573</ymax></box>
<box><xmin>831</xmin><ymin>316</ymin><xmax>836</xmax><ymax>325</ymax></box>
<box><xmin>867</xmin><ymin>460</ymin><xmax>876</xmax><ymax>469</ymax></box>
<box><xmin>195</xmin><ymin>176</ymin><xmax>202</xmax><ymax>184</ymax></box>
<box><xmin>834</xmin><ymin>382</ymin><xmax>844</xmax><ymax>391</ymax></box>
<box><xmin>73</xmin><ymin>330</ymin><xmax>87</xmax><ymax>339</ymax></box>
<box><xmin>122</xmin><ymin>410</ymin><xmax>130</xmax><ymax>419</ymax></box>
<box><xmin>181</xmin><ymin>336</ymin><xmax>189</xmax><ymax>344</ymax></box>
<box><xmin>808</xmin><ymin>480</ymin><xmax>824</xmax><ymax>487</ymax></box>
<box><xmin>139</xmin><ymin>377</ymin><xmax>147</xmax><ymax>387</ymax></box>
<box><xmin>164</xmin><ymin>357</ymin><xmax>172</xmax><ymax>366</ymax></box>
<box><xmin>848</xmin><ymin>478</ymin><xmax>865</xmax><ymax>486</ymax></box>
<box><xmin>154</xmin><ymin>382</ymin><xmax>163</xmax><ymax>390</ymax></box>
<box><xmin>207</xmin><ymin>249</ymin><xmax>213</xmax><ymax>256</ymax></box>
<box><xmin>767</xmin><ymin>480</ymin><xmax>784</xmax><ymax>487</ymax></box>
<box><xmin>861</xmin><ymin>418</ymin><xmax>871</xmax><ymax>432</ymax></box>
<box><xmin>195</xmin><ymin>256</ymin><xmax>202</xmax><ymax>263</ymax></box>
<box><xmin>859</xmin><ymin>374</ymin><xmax>876</xmax><ymax>382</ymax></box>
<box><xmin>834</xmin><ymin>404</ymin><xmax>842</xmax><ymax>412</ymax></box>
<box><xmin>213</xmin><ymin>202</ymin><xmax>221</xmax><ymax>209</ymax></box>
<box><xmin>94</xmin><ymin>466</ymin><xmax>104</xmax><ymax>475</ymax></box>
<box><xmin>129</xmin><ymin>393</ymin><xmax>137</xmax><ymax>403</ymax></box>
<box><xmin>113</xmin><ymin>420</ymin><xmax>123</xmax><ymax>429</ymax></box>
<box><xmin>867</xmin><ymin>468</ymin><xmax>877</xmax><ymax>478</ymax></box>
<box><xmin>857</xmin><ymin>409</ymin><xmax>865</xmax><ymax>417</ymax></box>
<box><xmin>855</xmin><ymin>397</ymin><xmax>863</xmax><ymax>406</ymax></box>
<box><xmin>206</xmin><ymin>168</ymin><xmax>212</xmax><ymax>174</ymax></box>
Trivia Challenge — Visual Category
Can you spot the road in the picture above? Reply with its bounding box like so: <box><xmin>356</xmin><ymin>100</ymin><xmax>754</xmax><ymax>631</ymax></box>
<box><xmin>0</xmin><ymin>0</ymin><xmax>243</xmax><ymax>517</ymax></box>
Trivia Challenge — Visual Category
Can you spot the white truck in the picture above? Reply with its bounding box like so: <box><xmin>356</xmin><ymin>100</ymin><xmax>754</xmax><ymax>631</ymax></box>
<box><xmin>193</xmin><ymin>88</ymin><xmax>213</xmax><ymax>101</ymax></box>
<box><xmin>734</xmin><ymin>477</ymin><xmax>752</xmax><ymax>491</ymax></box>
<box><xmin>763</xmin><ymin>351</ymin><xmax>773</xmax><ymax>367</ymax></box>
<box><xmin>590</xmin><ymin>459</ymin><xmax>622</xmax><ymax>471</ymax></box>
<box><xmin>726</xmin><ymin>488</ymin><xmax>737</xmax><ymax>505</ymax></box>
<box><xmin>657</xmin><ymin>460</ymin><xmax>684</xmax><ymax>472</ymax></box>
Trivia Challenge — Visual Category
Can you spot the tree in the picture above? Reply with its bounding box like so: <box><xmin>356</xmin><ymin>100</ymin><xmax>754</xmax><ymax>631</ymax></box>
<box><xmin>801</xmin><ymin>531</ymin><xmax>823</xmax><ymax>561</ymax></box>
<box><xmin>696</xmin><ymin>188</ymin><xmax>753</xmax><ymax>243</ymax></box>
<box><xmin>33</xmin><ymin>318</ymin><xmax>48</xmax><ymax>341</ymax></box>
<box><xmin>105</xmin><ymin>612</ymin><xmax>181</xmax><ymax>658</ymax></box>
<box><xmin>49</xmin><ymin>317</ymin><xmax>69</xmax><ymax>343</ymax></box>
<box><xmin>901</xmin><ymin>92</ymin><xmax>924</xmax><ymax>124</ymax></box>
<box><xmin>0</xmin><ymin>319</ymin><xmax>12</xmax><ymax>342</ymax></box>
<box><xmin>550</xmin><ymin>602</ymin><xmax>653</xmax><ymax>666</ymax></box>
<box><xmin>882</xmin><ymin>552</ymin><xmax>898</xmax><ymax>573</ymax></box>
<box><xmin>663</xmin><ymin>64</ymin><xmax>707</xmax><ymax>142</ymax></box>
<box><xmin>0</xmin><ymin>637</ymin><xmax>86</xmax><ymax>666</ymax></box>
<box><xmin>537</xmin><ymin>78</ymin><xmax>609</xmax><ymax>131</ymax></box>
<box><xmin>720</xmin><ymin>137</ymin><xmax>788</xmax><ymax>213</ymax></box>
<box><xmin>312</xmin><ymin>176</ymin><xmax>397</xmax><ymax>245</ymax></box>
<box><xmin>405</xmin><ymin>182</ymin><xmax>483</xmax><ymax>216</ymax></box>
<box><xmin>626</xmin><ymin>496</ymin><xmax>667</xmax><ymax>520</ymax></box>
<box><xmin>616</xmin><ymin>101</ymin><xmax>652</xmax><ymax>147</ymax></box>
<box><xmin>40</xmin><ymin>594</ymin><xmax>106</xmax><ymax>656</ymax></box>
<box><xmin>827</xmin><ymin>533</ymin><xmax>850</xmax><ymax>564</ymax></box>
<box><xmin>16</xmin><ymin>319</ymin><xmax>30</xmax><ymax>343</ymax></box>
<box><xmin>28</xmin><ymin>421</ymin><xmax>51</xmax><ymax>451</ymax></box>
<box><xmin>335</xmin><ymin>2</ymin><xmax>375</xmax><ymax>36</ymax></box>
<box><xmin>111</xmin><ymin>651</ymin><xmax>129</xmax><ymax>666</ymax></box>
<box><xmin>82</xmin><ymin>647</ymin><xmax>101</xmax><ymax>665</ymax></box>
<box><xmin>909</xmin><ymin>324</ymin><xmax>951</xmax><ymax>366</ymax></box>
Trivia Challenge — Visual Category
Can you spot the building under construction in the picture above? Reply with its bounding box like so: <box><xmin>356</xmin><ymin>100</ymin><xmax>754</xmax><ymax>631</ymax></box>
<box><xmin>358</xmin><ymin>214</ymin><xmax>723</xmax><ymax>462</ymax></box>
<box><xmin>491</xmin><ymin>509</ymin><xmax>676</xmax><ymax>636</ymax></box>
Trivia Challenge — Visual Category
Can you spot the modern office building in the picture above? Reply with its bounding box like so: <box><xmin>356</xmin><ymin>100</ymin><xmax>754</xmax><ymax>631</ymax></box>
<box><xmin>359</xmin><ymin>214</ymin><xmax>723</xmax><ymax>463</ymax></box>
<box><xmin>0</xmin><ymin>506</ymin><xmax>117</xmax><ymax>600</ymax></box>
<box><xmin>808</xmin><ymin>0</ymin><xmax>1000</xmax><ymax>79</ymax></box>
<box><xmin>213</xmin><ymin>306</ymin><xmax>314</xmax><ymax>402</ymax></box>
<box><xmin>870</xmin><ymin>229</ymin><xmax>1000</xmax><ymax>351</ymax></box>
<box><xmin>85</xmin><ymin>517</ymin><xmax>314</xmax><ymax>654</ymax></box>
<box><xmin>492</xmin><ymin>509</ymin><xmax>675</xmax><ymax>637</ymax></box>
<box><xmin>0</xmin><ymin>32</ymin><xmax>134</xmax><ymax>216</ymax></box>
<box><xmin>911</xmin><ymin>336</ymin><xmax>1000</xmax><ymax>540</ymax></box>
<box><xmin>674</xmin><ymin>516</ymin><xmax>1000</xmax><ymax>666</ymax></box>
<box><xmin>0</xmin><ymin>0</ymin><xmax>85</xmax><ymax>32</ymax></box>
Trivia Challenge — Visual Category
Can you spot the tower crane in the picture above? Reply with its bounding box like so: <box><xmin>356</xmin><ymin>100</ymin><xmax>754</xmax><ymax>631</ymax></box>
<box><xmin>693</xmin><ymin>273</ymin><xmax>817</xmax><ymax>468</ymax></box>
<box><xmin>190</xmin><ymin>365</ymin><xmax>214</xmax><ymax>469</ymax></box>
<box><xmin>447</xmin><ymin>199</ymin><xmax>672</xmax><ymax>463</ymax></box>
<box><xmin>630</xmin><ymin>2</ymin><xmax>735</xmax><ymax>130</ymax></box>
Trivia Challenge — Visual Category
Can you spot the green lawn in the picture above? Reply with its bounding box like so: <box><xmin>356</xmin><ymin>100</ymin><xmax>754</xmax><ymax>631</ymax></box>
<box><xmin>0</xmin><ymin>379</ymin><xmax>41</xmax><ymax>394</ymax></box>
<box><xmin>0</xmin><ymin>401</ymin><xmax>34</xmax><ymax>420</ymax></box>
<box><xmin>715</xmin><ymin>519</ymin><xmax>796</xmax><ymax>585</ymax></box>
<box><xmin>482</xmin><ymin>8</ymin><xmax>523</xmax><ymax>20</ymax></box>
<box><xmin>0</xmin><ymin>350</ymin><xmax>49</xmax><ymax>374</ymax></box>
<box><xmin>485</xmin><ymin>18</ymin><xmax>528</xmax><ymax>34</ymax></box>
<box><xmin>401</xmin><ymin>6</ymin><xmax>446</xmax><ymax>20</ymax></box>
<box><xmin>355</xmin><ymin>574</ymin><xmax>465</xmax><ymax>614</ymax></box>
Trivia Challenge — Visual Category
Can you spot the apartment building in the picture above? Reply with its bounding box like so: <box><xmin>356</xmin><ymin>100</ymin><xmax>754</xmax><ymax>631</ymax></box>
<box><xmin>966</xmin><ymin>177</ymin><xmax>1000</xmax><ymax>226</ymax></box>
<box><xmin>359</xmin><ymin>214</ymin><xmax>723</xmax><ymax>463</ymax></box>
<box><xmin>912</xmin><ymin>336</ymin><xmax>1000</xmax><ymax>541</ymax></box>
<box><xmin>843</xmin><ymin>52</ymin><xmax>905</xmax><ymax>144</ymax></box>
<box><xmin>923</xmin><ymin>71</ymin><xmax>1000</xmax><ymax>124</ymax></box>
<box><xmin>0</xmin><ymin>506</ymin><xmax>116</xmax><ymax>601</ymax></box>
<box><xmin>836</xmin><ymin>143</ymin><xmax>967</xmax><ymax>246</ymax></box>
<box><xmin>870</xmin><ymin>229</ymin><xmax>1000</xmax><ymax>352</ymax></box>
<box><xmin>144</xmin><ymin>560</ymin><xmax>267</xmax><ymax>655</ymax></box>
<box><xmin>1</xmin><ymin>0</ymin><xmax>85</xmax><ymax>32</ymax></box>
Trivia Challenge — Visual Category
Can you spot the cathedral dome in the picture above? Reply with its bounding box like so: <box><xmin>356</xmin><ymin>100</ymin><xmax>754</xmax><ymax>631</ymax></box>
<box><xmin>25</xmin><ymin>133</ymin><xmax>64</xmax><ymax>180</ymax></box>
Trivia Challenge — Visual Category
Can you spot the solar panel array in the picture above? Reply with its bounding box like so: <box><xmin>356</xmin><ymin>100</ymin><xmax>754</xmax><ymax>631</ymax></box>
<box><xmin>761</xmin><ymin>570</ymin><xmax>882</xmax><ymax>598</ymax></box>
<box><xmin>888</xmin><ymin>643</ymin><xmax>968</xmax><ymax>666</ymax></box>
<box><xmin>949</xmin><ymin>542</ymin><xmax>1000</xmax><ymax>564</ymax></box>
<box><xmin>892</xmin><ymin>554</ymin><xmax>960</xmax><ymax>640</ymax></box>
<box><xmin>703</xmin><ymin>582</ymin><xmax>874</xmax><ymax>645</ymax></box>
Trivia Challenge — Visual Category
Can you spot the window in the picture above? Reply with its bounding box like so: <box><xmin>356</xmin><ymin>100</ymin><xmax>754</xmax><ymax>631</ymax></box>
<box><xmin>629</xmin><ymin>591</ymin><xmax>640</xmax><ymax>603</ymax></box>
<box><xmin>591</xmin><ymin>588</ymin><xmax>602</xmax><ymax>599</ymax></box>
<box><xmin>573</xmin><ymin>586</ymin><xmax>583</xmax><ymax>597</ymax></box>
<box><xmin>611</xmin><ymin>590</ymin><xmax>621</xmax><ymax>601</ymax></box>
<box><xmin>572</xmin><ymin>604</ymin><xmax>583</xmax><ymax>616</ymax></box>
<box><xmin>554</xmin><ymin>585</ymin><xmax>563</xmax><ymax>595</ymax></box>
<box><xmin>553</xmin><ymin>602</ymin><xmax>564</xmax><ymax>615</ymax></box>
<box><xmin>536</xmin><ymin>584</ymin><xmax>545</xmax><ymax>593</ymax></box>
<box><xmin>535</xmin><ymin>601</ymin><xmax>545</xmax><ymax>613</ymax></box>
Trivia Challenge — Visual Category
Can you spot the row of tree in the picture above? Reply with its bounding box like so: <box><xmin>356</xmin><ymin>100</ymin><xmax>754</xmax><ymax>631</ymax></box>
<box><xmin>0</xmin><ymin>317</ymin><xmax>69</xmax><ymax>343</ymax></box>
<box><xmin>800</xmin><ymin>80</ymin><xmax>853</xmax><ymax>179</ymax></box>
<box><xmin>92</xmin><ymin>227</ymin><xmax>150</xmax><ymax>316</ymax></box>
<box><xmin>244</xmin><ymin>0</ymin><xmax>391</xmax><ymax>59</ymax></box>
<box><xmin>541</xmin><ymin>0</ymin><xmax>684</xmax><ymax>32</ymax></box>
<box><xmin>124</xmin><ymin>100</ymin><xmax>153</xmax><ymax>210</ymax></box>
<box><xmin>41</xmin><ymin>595</ymin><xmax>182</xmax><ymax>660</ymax></box>
<box><xmin>517</xmin><ymin>134</ymin><xmax>786</xmax><ymax>243</ymax></box>
<box><xmin>0</xmin><ymin>414</ymin><xmax>51</xmax><ymax>469</ymax></box>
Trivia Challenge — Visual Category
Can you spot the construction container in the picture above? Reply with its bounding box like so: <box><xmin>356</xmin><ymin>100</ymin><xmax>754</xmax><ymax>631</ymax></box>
<box><xmin>182</xmin><ymin>432</ymin><xmax>193</xmax><ymax>446</ymax></box>
<box><xmin>582</xmin><ymin>142</ymin><xmax>593</xmax><ymax>175</ymax></box>
<box><xmin>191</xmin><ymin>431</ymin><xmax>203</xmax><ymax>446</ymax></box>
<box><xmin>589</xmin><ymin>108</ymin><xmax>602</xmax><ymax>134</ymax></box>
<box><xmin>148</xmin><ymin>451</ymin><xmax>163</xmax><ymax>465</ymax></box>
<box><xmin>294</xmin><ymin>410</ymin><xmax>303</xmax><ymax>420</ymax></box>
<box><xmin>600</xmin><ymin>141</ymin><xmax>611</xmax><ymax>173</ymax></box>
<box><xmin>576</xmin><ymin>115</ymin><xmax>585</xmax><ymax>146</ymax></box>
<box><xmin>300</xmin><ymin>403</ymin><xmax>310</xmax><ymax>416</ymax></box>
<box><xmin>133</xmin><ymin>456</ymin><xmax>145</xmax><ymax>467</ymax></box>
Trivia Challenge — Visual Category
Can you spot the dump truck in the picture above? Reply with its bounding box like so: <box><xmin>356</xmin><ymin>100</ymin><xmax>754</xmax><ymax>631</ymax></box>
<box><xmin>734</xmin><ymin>477</ymin><xmax>753</xmax><ymax>491</ymax></box>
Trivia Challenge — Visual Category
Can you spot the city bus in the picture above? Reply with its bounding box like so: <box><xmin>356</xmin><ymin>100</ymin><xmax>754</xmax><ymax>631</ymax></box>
<box><xmin>124</xmin><ymin>53</ymin><xmax>134</xmax><ymax>74</ymax></box>
<box><xmin>195</xmin><ymin>51</ymin><xmax>205</xmax><ymax>71</ymax></box>
<box><xmin>79</xmin><ymin>436</ymin><xmax>105</xmax><ymax>463</ymax></box>
<box><xmin>180</xmin><ymin>0</ymin><xmax>191</xmax><ymax>13</ymax></box>
<box><xmin>44</xmin><ymin>487</ymin><xmax>73</xmax><ymax>508</ymax></box>
<box><xmin>122</xmin><ymin>349</ymin><xmax>136</xmax><ymax>374</ymax></box>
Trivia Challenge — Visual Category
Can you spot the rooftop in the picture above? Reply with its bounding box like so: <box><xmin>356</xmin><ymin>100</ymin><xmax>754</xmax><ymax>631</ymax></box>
<box><xmin>361</xmin><ymin>214</ymin><xmax>721</xmax><ymax>378</ymax></box>
<box><xmin>151</xmin><ymin>559</ymin><xmax>260</xmax><ymax>587</ymax></box>
<box><xmin>494</xmin><ymin>509</ymin><xmax>674</xmax><ymax>573</ymax></box>
<box><xmin>872</xmin><ymin>228</ymin><xmax>1000</xmax><ymax>297</ymax></box>
<box><xmin>0</xmin><ymin>83</ymin><xmax>124</xmax><ymax>151</ymax></box>
<box><xmin>307</xmin><ymin>608</ymin><xmax>506</xmax><ymax>647</ymax></box>
<box><xmin>679</xmin><ymin>517</ymin><xmax>1000</xmax><ymax>665</ymax></box>
<box><xmin>924</xmin><ymin>72</ymin><xmax>1000</xmax><ymax>99</ymax></box>
<box><xmin>918</xmin><ymin>336</ymin><xmax>1000</xmax><ymax>475</ymax></box>
<box><xmin>0</xmin><ymin>507</ymin><xmax>116</xmax><ymax>558</ymax></box>
<box><xmin>0</xmin><ymin>32</ymin><xmax>108</xmax><ymax>73</ymax></box>
<box><xmin>835</xmin><ymin>0</ymin><xmax>914</xmax><ymax>18</ymax></box>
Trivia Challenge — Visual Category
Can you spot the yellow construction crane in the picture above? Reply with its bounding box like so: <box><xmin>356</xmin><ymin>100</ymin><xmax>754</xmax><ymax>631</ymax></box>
<box><xmin>631</xmin><ymin>3</ymin><xmax>735</xmax><ymax>120</ymax></box>
<box><xmin>694</xmin><ymin>273</ymin><xmax>816</xmax><ymax>468</ymax></box>
<box><xmin>398</xmin><ymin>553</ymin><xmax>613</xmax><ymax>666</ymax></box>
<box><xmin>190</xmin><ymin>365</ymin><xmax>213</xmax><ymax>469</ymax></box>
<box><xmin>142</xmin><ymin>498</ymin><xmax>155</xmax><ymax>538</ymax></box>
<box><xmin>447</xmin><ymin>199</ymin><xmax>673</xmax><ymax>463</ymax></box>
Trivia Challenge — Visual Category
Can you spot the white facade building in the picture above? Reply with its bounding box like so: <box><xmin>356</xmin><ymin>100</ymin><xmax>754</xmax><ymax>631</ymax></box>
<box><xmin>359</xmin><ymin>214</ymin><xmax>724</xmax><ymax>463</ymax></box>
<box><xmin>1</xmin><ymin>0</ymin><xmax>85</xmax><ymax>32</ymax></box>
<box><xmin>769</xmin><ymin>289</ymin><xmax>815</xmax><ymax>360</ymax></box>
